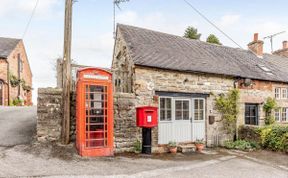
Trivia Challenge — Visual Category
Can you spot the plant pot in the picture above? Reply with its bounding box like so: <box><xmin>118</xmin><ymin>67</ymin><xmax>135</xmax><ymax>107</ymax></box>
<box><xmin>195</xmin><ymin>144</ymin><xmax>204</xmax><ymax>152</ymax></box>
<box><xmin>169</xmin><ymin>147</ymin><xmax>177</xmax><ymax>153</ymax></box>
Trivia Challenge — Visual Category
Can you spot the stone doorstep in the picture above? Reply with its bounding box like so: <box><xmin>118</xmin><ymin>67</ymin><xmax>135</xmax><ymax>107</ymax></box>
<box><xmin>177</xmin><ymin>144</ymin><xmax>196</xmax><ymax>153</ymax></box>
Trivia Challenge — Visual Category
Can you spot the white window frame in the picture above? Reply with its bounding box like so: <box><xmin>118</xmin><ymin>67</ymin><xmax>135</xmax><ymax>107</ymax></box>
<box><xmin>282</xmin><ymin>88</ymin><xmax>288</xmax><ymax>99</ymax></box>
<box><xmin>174</xmin><ymin>99</ymin><xmax>191</xmax><ymax>121</ymax></box>
<box><xmin>275</xmin><ymin>109</ymin><xmax>281</xmax><ymax>122</ymax></box>
<box><xmin>282</xmin><ymin>108</ymin><xmax>287</xmax><ymax>122</ymax></box>
<box><xmin>275</xmin><ymin>88</ymin><xmax>281</xmax><ymax>99</ymax></box>
<box><xmin>159</xmin><ymin>97</ymin><xmax>173</xmax><ymax>122</ymax></box>
<box><xmin>193</xmin><ymin>98</ymin><xmax>205</xmax><ymax>121</ymax></box>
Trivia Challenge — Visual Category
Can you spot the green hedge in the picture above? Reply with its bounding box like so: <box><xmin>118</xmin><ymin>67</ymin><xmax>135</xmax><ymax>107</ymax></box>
<box><xmin>238</xmin><ymin>125</ymin><xmax>288</xmax><ymax>152</ymax></box>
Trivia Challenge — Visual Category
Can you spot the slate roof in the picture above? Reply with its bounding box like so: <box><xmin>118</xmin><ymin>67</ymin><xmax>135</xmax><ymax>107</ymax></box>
<box><xmin>0</xmin><ymin>37</ymin><xmax>21</xmax><ymax>59</ymax></box>
<box><xmin>118</xmin><ymin>24</ymin><xmax>288</xmax><ymax>83</ymax></box>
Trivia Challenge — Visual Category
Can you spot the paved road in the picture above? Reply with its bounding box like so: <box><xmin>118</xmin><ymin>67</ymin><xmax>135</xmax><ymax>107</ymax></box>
<box><xmin>0</xmin><ymin>147</ymin><xmax>287</xmax><ymax>178</ymax></box>
<box><xmin>0</xmin><ymin>106</ymin><xmax>37</xmax><ymax>146</ymax></box>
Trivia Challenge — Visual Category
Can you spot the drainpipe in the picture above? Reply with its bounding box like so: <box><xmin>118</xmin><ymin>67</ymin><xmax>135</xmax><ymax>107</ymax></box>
<box><xmin>6</xmin><ymin>60</ymin><xmax>10</xmax><ymax>106</ymax></box>
<box><xmin>233</xmin><ymin>78</ymin><xmax>241</xmax><ymax>141</ymax></box>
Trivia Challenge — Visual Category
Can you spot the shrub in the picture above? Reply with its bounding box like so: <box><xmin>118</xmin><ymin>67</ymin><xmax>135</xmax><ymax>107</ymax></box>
<box><xmin>224</xmin><ymin>140</ymin><xmax>259</xmax><ymax>151</ymax></box>
<box><xmin>133</xmin><ymin>139</ymin><xmax>142</xmax><ymax>153</ymax></box>
<box><xmin>238</xmin><ymin>125</ymin><xmax>288</xmax><ymax>152</ymax></box>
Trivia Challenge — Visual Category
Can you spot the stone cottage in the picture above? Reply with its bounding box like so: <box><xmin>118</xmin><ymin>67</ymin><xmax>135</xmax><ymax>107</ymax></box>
<box><xmin>112</xmin><ymin>24</ymin><xmax>288</xmax><ymax>149</ymax></box>
<box><xmin>0</xmin><ymin>37</ymin><xmax>33</xmax><ymax>106</ymax></box>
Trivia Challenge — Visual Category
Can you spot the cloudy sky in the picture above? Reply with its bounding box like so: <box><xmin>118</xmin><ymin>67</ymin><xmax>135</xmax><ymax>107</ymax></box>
<box><xmin>0</xmin><ymin>0</ymin><xmax>287</xmax><ymax>104</ymax></box>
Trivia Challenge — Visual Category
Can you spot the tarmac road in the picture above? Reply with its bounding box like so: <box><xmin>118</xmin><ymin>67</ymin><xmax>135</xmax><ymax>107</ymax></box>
<box><xmin>0</xmin><ymin>106</ymin><xmax>37</xmax><ymax>146</ymax></box>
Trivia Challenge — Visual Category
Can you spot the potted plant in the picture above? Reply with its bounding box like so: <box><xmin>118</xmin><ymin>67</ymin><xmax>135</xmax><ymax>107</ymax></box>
<box><xmin>133</xmin><ymin>139</ymin><xmax>142</xmax><ymax>154</ymax></box>
<box><xmin>168</xmin><ymin>141</ymin><xmax>177</xmax><ymax>153</ymax></box>
<box><xmin>195</xmin><ymin>139</ymin><xmax>205</xmax><ymax>152</ymax></box>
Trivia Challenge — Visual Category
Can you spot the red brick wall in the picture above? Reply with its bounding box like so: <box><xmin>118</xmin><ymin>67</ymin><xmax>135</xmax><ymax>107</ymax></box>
<box><xmin>0</xmin><ymin>59</ymin><xmax>9</xmax><ymax>105</ymax></box>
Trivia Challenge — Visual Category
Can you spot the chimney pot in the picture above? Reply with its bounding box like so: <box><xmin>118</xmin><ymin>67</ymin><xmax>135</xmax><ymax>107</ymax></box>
<box><xmin>248</xmin><ymin>33</ymin><xmax>263</xmax><ymax>57</ymax></box>
<box><xmin>283</xmin><ymin>41</ymin><xmax>288</xmax><ymax>49</ymax></box>
<box><xmin>254</xmin><ymin>33</ymin><xmax>259</xmax><ymax>41</ymax></box>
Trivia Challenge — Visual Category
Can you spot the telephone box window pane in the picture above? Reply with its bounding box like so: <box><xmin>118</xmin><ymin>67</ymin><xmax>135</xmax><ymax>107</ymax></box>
<box><xmin>90</xmin><ymin>85</ymin><xmax>104</xmax><ymax>92</ymax></box>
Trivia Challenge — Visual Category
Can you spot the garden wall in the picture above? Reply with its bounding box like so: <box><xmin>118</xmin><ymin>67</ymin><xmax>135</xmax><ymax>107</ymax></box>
<box><xmin>37</xmin><ymin>88</ymin><xmax>139</xmax><ymax>153</ymax></box>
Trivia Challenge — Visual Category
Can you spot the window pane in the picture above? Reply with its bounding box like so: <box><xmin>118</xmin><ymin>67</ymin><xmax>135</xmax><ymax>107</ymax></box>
<box><xmin>176</xmin><ymin>111</ymin><xmax>182</xmax><ymax>120</ymax></box>
<box><xmin>194</xmin><ymin>100</ymin><xmax>199</xmax><ymax>109</ymax></box>
<box><xmin>199</xmin><ymin>110</ymin><xmax>204</xmax><ymax>120</ymax></box>
<box><xmin>183</xmin><ymin>101</ymin><xmax>189</xmax><ymax>110</ymax></box>
<box><xmin>183</xmin><ymin>111</ymin><xmax>189</xmax><ymax>120</ymax></box>
<box><xmin>167</xmin><ymin>110</ymin><xmax>172</xmax><ymax>121</ymax></box>
<box><xmin>176</xmin><ymin>101</ymin><xmax>182</xmax><ymax>110</ymax></box>
<box><xmin>160</xmin><ymin>110</ymin><xmax>165</xmax><ymax>121</ymax></box>
<box><xmin>282</xmin><ymin>108</ymin><xmax>286</xmax><ymax>121</ymax></box>
<box><xmin>199</xmin><ymin>100</ymin><xmax>204</xmax><ymax>109</ymax></box>
<box><xmin>160</xmin><ymin>98</ymin><xmax>165</xmax><ymax>109</ymax></box>
<box><xmin>166</xmin><ymin>98</ymin><xmax>171</xmax><ymax>109</ymax></box>
<box><xmin>245</xmin><ymin>104</ymin><xmax>258</xmax><ymax>125</ymax></box>
<box><xmin>194</xmin><ymin>113</ymin><xmax>199</xmax><ymax>120</ymax></box>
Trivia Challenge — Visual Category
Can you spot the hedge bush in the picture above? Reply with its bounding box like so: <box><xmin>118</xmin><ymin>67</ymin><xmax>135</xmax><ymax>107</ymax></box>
<box><xmin>224</xmin><ymin>140</ymin><xmax>260</xmax><ymax>151</ymax></box>
<box><xmin>238</xmin><ymin>125</ymin><xmax>288</xmax><ymax>152</ymax></box>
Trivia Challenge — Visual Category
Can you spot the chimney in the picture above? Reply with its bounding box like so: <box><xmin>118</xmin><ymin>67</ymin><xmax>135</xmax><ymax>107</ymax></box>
<box><xmin>272</xmin><ymin>40</ymin><xmax>288</xmax><ymax>57</ymax></box>
<box><xmin>283</xmin><ymin>41</ymin><xmax>288</xmax><ymax>49</ymax></box>
<box><xmin>248</xmin><ymin>33</ymin><xmax>264</xmax><ymax>57</ymax></box>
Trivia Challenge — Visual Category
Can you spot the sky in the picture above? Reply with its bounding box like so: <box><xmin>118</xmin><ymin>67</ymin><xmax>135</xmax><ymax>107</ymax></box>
<box><xmin>0</xmin><ymin>0</ymin><xmax>287</xmax><ymax>104</ymax></box>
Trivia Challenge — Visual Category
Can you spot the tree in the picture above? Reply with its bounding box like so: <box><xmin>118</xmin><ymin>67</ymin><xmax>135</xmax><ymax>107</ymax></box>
<box><xmin>183</xmin><ymin>26</ymin><xmax>201</xmax><ymax>40</ymax></box>
<box><xmin>206</xmin><ymin>34</ymin><xmax>222</xmax><ymax>45</ymax></box>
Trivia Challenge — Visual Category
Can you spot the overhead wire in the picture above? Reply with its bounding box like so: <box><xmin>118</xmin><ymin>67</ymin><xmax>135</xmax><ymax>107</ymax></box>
<box><xmin>22</xmin><ymin>0</ymin><xmax>40</xmax><ymax>39</ymax></box>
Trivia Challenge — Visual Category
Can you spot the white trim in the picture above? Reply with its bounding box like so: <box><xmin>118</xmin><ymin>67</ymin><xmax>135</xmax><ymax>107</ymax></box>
<box><xmin>158</xmin><ymin>96</ymin><xmax>173</xmax><ymax>123</ymax></box>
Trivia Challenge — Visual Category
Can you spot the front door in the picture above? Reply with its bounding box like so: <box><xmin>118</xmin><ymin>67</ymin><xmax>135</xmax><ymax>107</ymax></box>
<box><xmin>0</xmin><ymin>81</ymin><xmax>3</xmax><ymax>106</ymax></box>
<box><xmin>192</xmin><ymin>98</ymin><xmax>206</xmax><ymax>141</ymax></box>
<box><xmin>158</xmin><ymin>97</ymin><xmax>206</xmax><ymax>144</ymax></box>
<box><xmin>173</xmin><ymin>99</ymin><xmax>191</xmax><ymax>143</ymax></box>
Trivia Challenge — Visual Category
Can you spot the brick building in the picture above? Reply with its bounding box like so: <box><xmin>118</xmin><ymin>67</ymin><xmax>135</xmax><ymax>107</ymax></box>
<box><xmin>0</xmin><ymin>37</ymin><xmax>32</xmax><ymax>106</ymax></box>
<box><xmin>112</xmin><ymin>24</ymin><xmax>288</xmax><ymax>150</ymax></box>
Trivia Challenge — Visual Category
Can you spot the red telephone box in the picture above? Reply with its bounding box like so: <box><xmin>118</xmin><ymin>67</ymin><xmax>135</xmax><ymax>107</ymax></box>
<box><xmin>76</xmin><ymin>68</ymin><xmax>113</xmax><ymax>157</ymax></box>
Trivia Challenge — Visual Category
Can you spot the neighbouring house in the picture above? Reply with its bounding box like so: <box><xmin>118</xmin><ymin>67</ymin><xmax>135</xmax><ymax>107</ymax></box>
<box><xmin>112</xmin><ymin>24</ymin><xmax>288</xmax><ymax>150</ymax></box>
<box><xmin>0</xmin><ymin>37</ymin><xmax>32</xmax><ymax>106</ymax></box>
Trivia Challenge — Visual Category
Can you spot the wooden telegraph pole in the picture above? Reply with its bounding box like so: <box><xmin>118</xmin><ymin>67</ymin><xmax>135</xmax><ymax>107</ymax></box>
<box><xmin>61</xmin><ymin>0</ymin><xmax>73</xmax><ymax>144</ymax></box>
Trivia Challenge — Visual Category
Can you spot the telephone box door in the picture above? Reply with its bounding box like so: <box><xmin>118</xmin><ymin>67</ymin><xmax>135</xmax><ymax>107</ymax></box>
<box><xmin>76</xmin><ymin>68</ymin><xmax>113</xmax><ymax>157</ymax></box>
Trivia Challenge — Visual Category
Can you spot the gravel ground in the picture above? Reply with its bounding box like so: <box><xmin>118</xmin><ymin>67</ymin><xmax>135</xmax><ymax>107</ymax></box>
<box><xmin>0</xmin><ymin>143</ymin><xmax>287</xmax><ymax>178</ymax></box>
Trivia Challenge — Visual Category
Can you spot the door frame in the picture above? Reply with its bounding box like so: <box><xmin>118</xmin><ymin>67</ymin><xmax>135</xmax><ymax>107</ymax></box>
<box><xmin>191</xmin><ymin>98</ymin><xmax>206</xmax><ymax>141</ymax></box>
<box><xmin>158</xmin><ymin>96</ymin><xmax>206</xmax><ymax>144</ymax></box>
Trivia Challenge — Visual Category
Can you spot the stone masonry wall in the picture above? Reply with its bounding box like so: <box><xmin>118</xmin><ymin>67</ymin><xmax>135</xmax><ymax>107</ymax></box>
<box><xmin>114</xmin><ymin>93</ymin><xmax>141</xmax><ymax>153</ymax></box>
<box><xmin>37</xmin><ymin>88</ymin><xmax>62</xmax><ymax>142</ymax></box>
<box><xmin>134</xmin><ymin>66</ymin><xmax>235</xmax><ymax>147</ymax></box>
<box><xmin>37</xmin><ymin>88</ymin><xmax>140</xmax><ymax>153</ymax></box>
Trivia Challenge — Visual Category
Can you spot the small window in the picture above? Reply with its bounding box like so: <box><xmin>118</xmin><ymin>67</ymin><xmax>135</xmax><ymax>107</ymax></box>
<box><xmin>159</xmin><ymin>98</ymin><xmax>172</xmax><ymax>121</ymax></box>
<box><xmin>175</xmin><ymin>100</ymin><xmax>190</xmax><ymax>120</ymax></box>
<box><xmin>275</xmin><ymin>109</ymin><xmax>281</xmax><ymax>122</ymax></box>
<box><xmin>275</xmin><ymin>88</ymin><xmax>281</xmax><ymax>99</ymax></box>
<box><xmin>245</xmin><ymin>104</ymin><xmax>258</xmax><ymax>125</ymax></box>
<box><xmin>282</xmin><ymin>88</ymin><xmax>287</xmax><ymax>99</ymax></box>
<box><xmin>282</xmin><ymin>108</ymin><xmax>287</xmax><ymax>122</ymax></box>
<box><xmin>194</xmin><ymin>99</ymin><xmax>204</xmax><ymax>120</ymax></box>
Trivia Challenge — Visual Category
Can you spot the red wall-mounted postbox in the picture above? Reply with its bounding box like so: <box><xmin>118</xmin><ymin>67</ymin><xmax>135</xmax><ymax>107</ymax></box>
<box><xmin>136</xmin><ymin>106</ymin><xmax>158</xmax><ymax>128</ymax></box>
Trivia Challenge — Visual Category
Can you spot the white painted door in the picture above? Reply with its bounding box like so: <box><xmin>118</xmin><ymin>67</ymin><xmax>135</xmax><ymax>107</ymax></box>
<box><xmin>158</xmin><ymin>97</ymin><xmax>206</xmax><ymax>144</ymax></box>
<box><xmin>192</xmin><ymin>98</ymin><xmax>206</xmax><ymax>141</ymax></box>
<box><xmin>158</xmin><ymin>97</ymin><xmax>192</xmax><ymax>144</ymax></box>
<box><xmin>173</xmin><ymin>99</ymin><xmax>191</xmax><ymax>143</ymax></box>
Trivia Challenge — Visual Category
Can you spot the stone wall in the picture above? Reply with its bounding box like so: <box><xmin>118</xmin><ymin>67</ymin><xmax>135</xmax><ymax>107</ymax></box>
<box><xmin>37</xmin><ymin>88</ymin><xmax>62</xmax><ymax>142</ymax></box>
<box><xmin>113</xmin><ymin>93</ymin><xmax>141</xmax><ymax>153</ymax></box>
<box><xmin>37</xmin><ymin>87</ymin><xmax>140</xmax><ymax>153</ymax></box>
<box><xmin>37</xmin><ymin>88</ymin><xmax>77</xmax><ymax>142</ymax></box>
<box><xmin>133</xmin><ymin>66</ymin><xmax>235</xmax><ymax>147</ymax></box>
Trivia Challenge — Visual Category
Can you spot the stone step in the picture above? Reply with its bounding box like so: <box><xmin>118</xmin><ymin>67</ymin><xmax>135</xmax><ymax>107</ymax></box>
<box><xmin>178</xmin><ymin>144</ymin><xmax>196</xmax><ymax>153</ymax></box>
